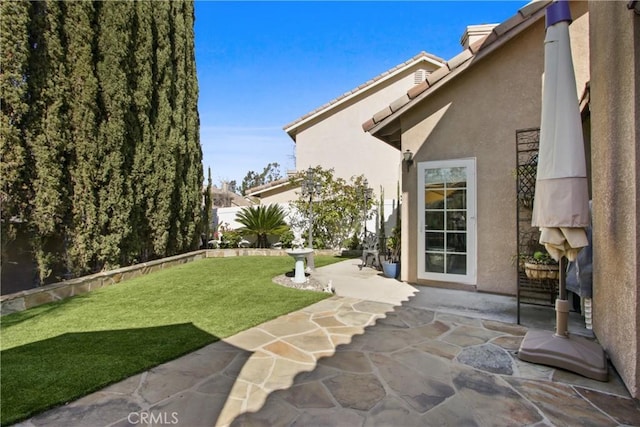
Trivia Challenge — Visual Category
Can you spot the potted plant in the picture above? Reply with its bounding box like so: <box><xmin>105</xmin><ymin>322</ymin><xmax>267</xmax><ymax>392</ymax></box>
<box><xmin>381</xmin><ymin>227</ymin><xmax>400</xmax><ymax>278</ymax></box>
<box><xmin>381</xmin><ymin>188</ymin><xmax>402</xmax><ymax>278</ymax></box>
<box><xmin>523</xmin><ymin>250</ymin><xmax>559</xmax><ymax>280</ymax></box>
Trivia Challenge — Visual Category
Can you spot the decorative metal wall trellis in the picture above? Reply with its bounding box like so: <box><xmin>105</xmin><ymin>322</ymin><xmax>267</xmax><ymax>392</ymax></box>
<box><xmin>515</xmin><ymin>128</ymin><xmax>557</xmax><ymax>324</ymax></box>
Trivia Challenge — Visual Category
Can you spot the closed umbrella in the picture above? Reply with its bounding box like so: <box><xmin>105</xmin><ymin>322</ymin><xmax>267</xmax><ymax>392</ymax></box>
<box><xmin>517</xmin><ymin>0</ymin><xmax>607</xmax><ymax>381</ymax></box>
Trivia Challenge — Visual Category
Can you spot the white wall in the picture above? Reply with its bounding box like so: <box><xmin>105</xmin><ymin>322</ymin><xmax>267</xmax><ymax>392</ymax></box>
<box><xmin>214</xmin><ymin>200</ymin><xmax>397</xmax><ymax>241</ymax></box>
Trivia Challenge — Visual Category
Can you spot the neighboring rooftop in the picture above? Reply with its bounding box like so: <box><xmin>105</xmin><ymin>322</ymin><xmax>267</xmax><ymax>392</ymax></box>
<box><xmin>244</xmin><ymin>176</ymin><xmax>299</xmax><ymax>199</ymax></box>
<box><xmin>210</xmin><ymin>183</ymin><xmax>251</xmax><ymax>207</ymax></box>
<box><xmin>283</xmin><ymin>51</ymin><xmax>446</xmax><ymax>140</ymax></box>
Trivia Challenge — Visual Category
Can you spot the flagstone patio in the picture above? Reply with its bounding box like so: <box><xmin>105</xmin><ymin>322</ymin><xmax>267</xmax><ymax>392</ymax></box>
<box><xmin>20</xmin><ymin>294</ymin><xmax>639</xmax><ymax>427</ymax></box>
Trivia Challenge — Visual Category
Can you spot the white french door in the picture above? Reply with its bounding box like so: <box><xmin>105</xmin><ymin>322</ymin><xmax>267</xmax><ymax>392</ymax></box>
<box><xmin>417</xmin><ymin>159</ymin><xmax>477</xmax><ymax>284</ymax></box>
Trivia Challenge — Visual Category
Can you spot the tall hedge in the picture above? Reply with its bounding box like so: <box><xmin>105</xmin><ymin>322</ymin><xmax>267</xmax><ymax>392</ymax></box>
<box><xmin>0</xmin><ymin>1</ymin><xmax>33</xmax><ymax>249</ymax></box>
<box><xmin>65</xmin><ymin>0</ymin><xmax>100</xmax><ymax>275</ymax></box>
<box><xmin>0</xmin><ymin>0</ymin><xmax>203</xmax><ymax>285</ymax></box>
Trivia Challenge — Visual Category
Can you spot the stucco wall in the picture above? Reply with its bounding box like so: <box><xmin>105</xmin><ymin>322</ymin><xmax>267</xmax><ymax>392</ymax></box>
<box><xmin>589</xmin><ymin>1</ymin><xmax>639</xmax><ymax>399</ymax></box>
<box><xmin>400</xmin><ymin>2</ymin><xmax>589</xmax><ymax>295</ymax></box>
<box><xmin>295</xmin><ymin>63</ymin><xmax>440</xmax><ymax>199</ymax></box>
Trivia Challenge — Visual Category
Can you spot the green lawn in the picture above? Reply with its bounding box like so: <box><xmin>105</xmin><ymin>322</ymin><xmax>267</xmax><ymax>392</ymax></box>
<box><xmin>0</xmin><ymin>255</ymin><xmax>346</xmax><ymax>425</ymax></box>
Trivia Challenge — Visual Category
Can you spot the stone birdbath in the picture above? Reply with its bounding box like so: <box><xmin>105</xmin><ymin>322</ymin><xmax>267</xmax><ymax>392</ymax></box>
<box><xmin>286</xmin><ymin>231</ymin><xmax>313</xmax><ymax>284</ymax></box>
<box><xmin>286</xmin><ymin>248</ymin><xmax>313</xmax><ymax>283</ymax></box>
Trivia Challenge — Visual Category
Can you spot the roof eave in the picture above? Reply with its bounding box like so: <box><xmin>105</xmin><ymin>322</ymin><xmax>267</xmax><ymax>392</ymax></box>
<box><xmin>283</xmin><ymin>53</ymin><xmax>446</xmax><ymax>137</ymax></box>
<box><xmin>365</xmin><ymin>2</ymin><xmax>549</xmax><ymax>145</ymax></box>
<box><xmin>245</xmin><ymin>177</ymin><xmax>301</xmax><ymax>198</ymax></box>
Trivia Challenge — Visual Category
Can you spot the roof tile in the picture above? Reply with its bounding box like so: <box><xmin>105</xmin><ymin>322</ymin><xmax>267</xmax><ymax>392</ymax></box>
<box><xmin>446</xmin><ymin>48</ymin><xmax>474</xmax><ymax>71</ymax></box>
<box><xmin>407</xmin><ymin>80</ymin><xmax>430</xmax><ymax>99</ymax></box>
<box><xmin>362</xmin><ymin>118</ymin><xmax>376</xmax><ymax>132</ymax></box>
<box><xmin>483</xmin><ymin>30</ymin><xmax>500</xmax><ymax>47</ymax></box>
<box><xmin>493</xmin><ymin>12</ymin><xmax>525</xmax><ymax>36</ymax></box>
<box><xmin>390</xmin><ymin>93</ymin><xmax>411</xmax><ymax>112</ymax></box>
<box><xmin>519</xmin><ymin>0</ymin><xmax>551</xmax><ymax>18</ymax></box>
<box><xmin>469</xmin><ymin>36</ymin><xmax>486</xmax><ymax>54</ymax></box>
<box><xmin>426</xmin><ymin>65</ymin><xmax>450</xmax><ymax>86</ymax></box>
<box><xmin>373</xmin><ymin>106</ymin><xmax>393</xmax><ymax>123</ymax></box>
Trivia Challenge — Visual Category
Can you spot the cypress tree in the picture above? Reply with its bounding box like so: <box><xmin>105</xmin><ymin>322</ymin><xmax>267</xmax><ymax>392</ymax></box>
<box><xmin>64</xmin><ymin>1</ymin><xmax>100</xmax><ymax>275</ymax></box>
<box><xmin>129</xmin><ymin>0</ymin><xmax>155</xmax><ymax>262</ymax></box>
<box><xmin>2</xmin><ymin>0</ymin><xmax>204</xmax><ymax>282</ymax></box>
<box><xmin>183</xmin><ymin>0</ymin><xmax>204</xmax><ymax>251</ymax></box>
<box><xmin>94</xmin><ymin>0</ymin><xmax>135</xmax><ymax>269</ymax></box>
<box><xmin>0</xmin><ymin>0</ymin><xmax>33</xmax><ymax>254</ymax></box>
<box><xmin>168</xmin><ymin>0</ymin><xmax>188</xmax><ymax>253</ymax></box>
<box><xmin>27</xmin><ymin>0</ymin><xmax>72</xmax><ymax>283</ymax></box>
<box><xmin>169</xmin><ymin>0</ymin><xmax>203</xmax><ymax>253</ymax></box>
<box><xmin>148</xmin><ymin>0</ymin><xmax>176</xmax><ymax>256</ymax></box>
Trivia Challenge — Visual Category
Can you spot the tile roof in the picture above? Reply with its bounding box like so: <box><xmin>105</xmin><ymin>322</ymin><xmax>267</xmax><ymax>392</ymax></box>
<box><xmin>209</xmin><ymin>187</ymin><xmax>252</xmax><ymax>207</ymax></box>
<box><xmin>245</xmin><ymin>176</ymin><xmax>300</xmax><ymax>198</ymax></box>
<box><xmin>283</xmin><ymin>51</ymin><xmax>446</xmax><ymax>138</ymax></box>
<box><xmin>362</xmin><ymin>0</ymin><xmax>551</xmax><ymax>142</ymax></box>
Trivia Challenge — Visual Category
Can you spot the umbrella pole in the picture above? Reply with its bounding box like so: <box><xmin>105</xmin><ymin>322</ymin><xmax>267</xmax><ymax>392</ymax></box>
<box><xmin>555</xmin><ymin>257</ymin><xmax>569</xmax><ymax>337</ymax></box>
<box><xmin>518</xmin><ymin>254</ymin><xmax>608</xmax><ymax>381</ymax></box>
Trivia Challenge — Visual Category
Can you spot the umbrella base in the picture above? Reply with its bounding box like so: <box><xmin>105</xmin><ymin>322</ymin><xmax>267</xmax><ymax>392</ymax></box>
<box><xmin>518</xmin><ymin>329</ymin><xmax>608</xmax><ymax>381</ymax></box>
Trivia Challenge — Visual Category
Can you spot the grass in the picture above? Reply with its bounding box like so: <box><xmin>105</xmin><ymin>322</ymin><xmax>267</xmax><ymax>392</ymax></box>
<box><xmin>0</xmin><ymin>255</ymin><xmax>347</xmax><ymax>425</ymax></box>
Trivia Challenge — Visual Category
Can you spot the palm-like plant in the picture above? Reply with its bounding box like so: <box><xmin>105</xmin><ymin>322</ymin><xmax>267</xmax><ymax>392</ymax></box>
<box><xmin>236</xmin><ymin>204</ymin><xmax>289</xmax><ymax>248</ymax></box>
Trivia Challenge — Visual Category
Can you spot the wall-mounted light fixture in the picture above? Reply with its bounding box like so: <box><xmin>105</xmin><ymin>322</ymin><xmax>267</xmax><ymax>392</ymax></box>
<box><xmin>403</xmin><ymin>149</ymin><xmax>414</xmax><ymax>171</ymax></box>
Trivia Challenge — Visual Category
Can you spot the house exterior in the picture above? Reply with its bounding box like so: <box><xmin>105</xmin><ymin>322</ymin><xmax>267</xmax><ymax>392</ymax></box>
<box><xmin>588</xmin><ymin>0</ymin><xmax>639</xmax><ymax>400</ymax></box>
<box><xmin>364</xmin><ymin>0</ymin><xmax>589</xmax><ymax>294</ymax></box>
<box><xmin>364</xmin><ymin>0</ymin><xmax>639</xmax><ymax>400</ymax></box>
<box><xmin>247</xmin><ymin>56</ymin><xmax>447</xmax><ymax>235</ymax></box>
<box><xmin>283</xmin><ymin>52</ymin><xmax>445</xmax><ymax>201</ymax></box>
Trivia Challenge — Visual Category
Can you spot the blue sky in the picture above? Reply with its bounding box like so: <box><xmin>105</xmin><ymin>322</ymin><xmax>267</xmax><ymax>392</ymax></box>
<box><xmin>195</xmin><ymin>1</ymin><xmax>529</xmax><ymax>186</ymax></box>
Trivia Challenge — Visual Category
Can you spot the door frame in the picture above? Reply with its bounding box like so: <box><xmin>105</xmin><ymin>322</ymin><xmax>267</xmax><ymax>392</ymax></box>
<box><xmin>417</xmin><ymin>158</ymin><xmax>477</xmax><ymax>285</ymax></box>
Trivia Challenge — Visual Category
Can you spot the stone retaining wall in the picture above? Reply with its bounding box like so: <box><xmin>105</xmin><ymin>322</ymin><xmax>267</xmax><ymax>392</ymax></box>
<box><xmin>0</xmin><ymin>249</ymin><xmax>339</xmax><ymax>315</ymax></box>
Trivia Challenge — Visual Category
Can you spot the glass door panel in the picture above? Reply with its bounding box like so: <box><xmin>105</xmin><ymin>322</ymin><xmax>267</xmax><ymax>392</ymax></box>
<box><xmin>418</xmin><ymin>159</ymin><xmax>476</xmax><ymax>284</ymax></box>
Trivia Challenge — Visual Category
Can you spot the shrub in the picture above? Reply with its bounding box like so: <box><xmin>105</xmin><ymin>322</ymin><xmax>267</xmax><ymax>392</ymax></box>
<box><xmin>220</xmin><ymin>230</ymin><xmax>242</xmax><ymax>248</ymax></box>
<box><xmin>278</xmin><ymin>230</ymin><xmax>294</xmax><ymax>248</ymax></box>
<box><xmin>236</xmin><ymin>205</ymin><xmax>289</xmax><ymax>248</ymax></box>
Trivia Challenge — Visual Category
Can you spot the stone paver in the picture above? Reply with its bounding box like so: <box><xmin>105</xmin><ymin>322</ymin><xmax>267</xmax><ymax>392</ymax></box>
<box><xmin>18</xmin><ymin>295</ymin><xmax>640</xmax><ymax>427</ymax></box>
<box><xmin>457</xmin><ymin>343</ymin><xmax>514</xmax><ymax>375</ymax></box>
<box><xmin>505</xmin><ymin>378</ymin><xmax>620</xmax><ymax>427</ymax></box>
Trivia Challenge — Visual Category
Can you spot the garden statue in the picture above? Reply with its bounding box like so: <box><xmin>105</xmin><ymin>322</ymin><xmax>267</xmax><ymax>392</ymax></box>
<box><xmin>291</xmin><ymin>229</ymin><xmax>305</xmax><ymax>250</ymax></box>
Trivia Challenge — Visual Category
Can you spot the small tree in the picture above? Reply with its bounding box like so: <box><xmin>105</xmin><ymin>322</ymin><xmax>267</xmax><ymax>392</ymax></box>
<box><xmin>389</xmin><ymin>181</ymin><xmax>401</xmax><ymax>262</ymax></box>
<box><xmin>290</xmin><ymin>167</ymin><xmax>375</xmax><ymax>250</ymax></box>
<box><xmin>236</xmin><ymin>204</ymin><xmax>289</xmax><ymax>248</ymax></box>
<box><xmin>201</xmin><ymin>167</ymin><xmax>213</xmax><ymax>245</ymax></box>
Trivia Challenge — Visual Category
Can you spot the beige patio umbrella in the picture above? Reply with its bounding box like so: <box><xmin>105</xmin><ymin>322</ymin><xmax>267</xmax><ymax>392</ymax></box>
<box><xmin>517</xmin><ymin>0</ymin><xmax>607</xmax><ymax>381</ymax></box>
